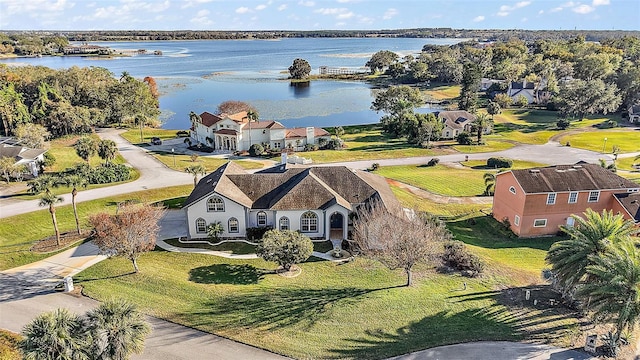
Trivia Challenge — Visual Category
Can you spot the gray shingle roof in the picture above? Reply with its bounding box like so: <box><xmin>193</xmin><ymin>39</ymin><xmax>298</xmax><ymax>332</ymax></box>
<box><xmin>508</xmin><ymin>164</ymin><xmax>639</xmax><ymax>193</ymax></box>
<box><xmin>182</xmin><ymin>162</ymin><xmax>402</xmax><ymax>214</ymax></box>
<box><xmin>615</xmin><ymin>192</ymin><xmax>640</xmax><ymax>222</ymax></box>
<box><xmin>436</xmin><ymin>110</ymin><xmax>476</xmax><ymax>130</ymax></box>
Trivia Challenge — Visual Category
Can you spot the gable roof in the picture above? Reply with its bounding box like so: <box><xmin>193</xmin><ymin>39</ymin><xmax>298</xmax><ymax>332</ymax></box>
<box><xmin>614</xmin><ymin>192</ymin><xmax>640</xmax><ymax>223</ymax></box>
<box><xmin>243</xmin><ymin>121</ymin><xmax>286</xmax><ymax>130</ymax></box>
<box><xmin>199</xmin><ymin>112</ymin><xmax>224</xmax><ymax>127</ymax></box>
<box><xmin>285</xmin><ymin>127</ymin><xmax>331</xmax><ymax>139</ymax></box>
<box><xmin>436</xmin><ymin>110</ymin><xmax>476</xmax><ymax>130</ymax></box>
<box><xmin>504</xmin><ymin>164</ymin><xmax>639</xmax><ymax>194</ymax></box>
<box><xmin>183</xmin><ymin>162</ymin><xmax>402</xmax><ymax>215</ymax></box>
<box><xmin>0</xmin><ymin>144</ymin><xmax>46</xmax><ymax>162</ymax></box>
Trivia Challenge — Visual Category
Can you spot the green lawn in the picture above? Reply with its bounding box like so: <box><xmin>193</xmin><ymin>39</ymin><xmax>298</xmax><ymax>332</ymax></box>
<box><xmin>375</xmin><ymin>164</ymin><xmax>486</xmax><ymax>197</ymax></box>
<box><xmin>460</xmin><ymin>160</ymin><xmax>549</xmax><ymax>170</ymax></box>
<box><xmin>558</xmin><ymin>129</ymin><xmax>640</xmax><ymax>154</ymax></box>
<box><xmin>120</xmin><ymin>128</ymin><xmax>187</xmax><ymax>145</ymax></box>
<box><xmin>150</xmin><ymin>152</ymin><xmax>266</xmax><ymax>172</ymax></box>
<box><xmin>0</xmin><ymin>185</ymin><xmax>193</xmax><ymax>271</ymax></box>
<box><xmin>390</xmin><ymin>186</ymin><xmax>489</xmax><ymax>218</ymax></box>
<box><xmin>425</xmin><ymin>83</ymin><xmax>461</xmax><ymax>100</ymax></box>
<box><xmin>616</xmin><ymin>156</ymin><xmax>639</xmax><ymax>171</ymax></box>
<box><xmin>164</xmin><ymin>238</ymin><xmax>257</xmax><ymax>255</ymax></box>
<box><xmin>452</xmin><ymin>140</ymin><xmax>514</xmax><ymax>153</ymax></box>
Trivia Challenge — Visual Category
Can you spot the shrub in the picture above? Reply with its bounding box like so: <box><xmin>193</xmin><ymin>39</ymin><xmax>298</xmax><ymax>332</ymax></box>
<box><xmin>487</xmin><ymin>157</ymin><xmax>513</xmax><ymax>168</ymax></box>
<box><xmin>556</xmin><ymin>118</ymin><xmax>571</xmax><ymax>130</ymax></box>
<box><xmin>249</xmin><ymin>143</ymin><xmax>264</xmax><ymax>157</ymax></box>
<box><xmin>304</xmin><ymin>144</ymin><xmax>319</xmax><ymax>151</ymax></box>
<box><xmin>187</xmin><ymin>144</ymin><xmax>214</xmax><ymax>153</ymax></box>
<box><xmin>456</xmin><ymin>132</ymin><xmax>473</xmax><ymax>145</ymax></box>
<box><xmin>515</xmin><ymin>94</ymin><xmax>529</xmax><ymax>107</ymax></box>
<box><xmin>426</xmin><ymin>158</ymin><xmax>440</xmax><ymax>167</ymax></box>
<box><xmin>257</xmin><ymin>230</ymin><xmax>313</xmax><ymax>271</ymax></box>
<box><xmin>246</xmin><ymin>226</ymin><xmax>273</xmax><ymax>241</ymax></box>
<box><xmin>442</xmin><ymin>240</ymin><xmax>485</xmax><ymax>277</ymax></box>
<box><xmin>322</xmin><ymin>138</ymin><xmax>344</xmax><ymax>150</ymax></box>
<box><xmin>63</xmin><ymin>163</ymin><xmax>130</xmax><ymax>184</ymax></box>
<box><xmin>369</xmin><ymin>163</ymin><xmax>380</xmax><ymax>171</ymax></box>
<box><xmin>494</xmin><ymin>93</ymin><xmax>513</xmax><ymax>108</ymax></box>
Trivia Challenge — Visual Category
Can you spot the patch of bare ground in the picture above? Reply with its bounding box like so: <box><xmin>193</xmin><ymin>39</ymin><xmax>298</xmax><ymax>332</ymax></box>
<box><xmin>30</xmin><ymin>230</ymin><xmax>92</xmax><ymax>253</ymax></box>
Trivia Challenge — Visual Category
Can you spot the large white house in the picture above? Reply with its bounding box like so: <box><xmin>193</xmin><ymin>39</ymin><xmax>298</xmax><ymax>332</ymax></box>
<box><xmin>190</xmin><ymin>111</ymin><xmax>331</xmax><ymax>152</ymax></box>
<box><xmin>182</xmin><ymin>162</ymin><xmax>403</xmax><ymax>241</ymax></box>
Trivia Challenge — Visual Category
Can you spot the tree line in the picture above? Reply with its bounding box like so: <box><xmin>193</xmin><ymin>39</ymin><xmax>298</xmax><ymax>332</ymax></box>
<box><xmin>2</xmin><ymin>29</ymin><xmax>638</xmax><ymax>45</ymax></box>
<box><xmin>0</xmin><ymin>65</ymin><xmax>159</xmax><ymax>138</ymax></box>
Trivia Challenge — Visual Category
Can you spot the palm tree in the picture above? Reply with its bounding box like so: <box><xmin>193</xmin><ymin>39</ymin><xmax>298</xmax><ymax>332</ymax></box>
<box><xmin>97</xmin><ymin>139</ymin><xmax>118</xmax><ymax>165</ymax></box>
<box><xmin>184</xmin><ymin>164</ymin><xmax>206</xmax><ymax>187</ymax></box>
<box><xmin>63</xmin><ymin>174</ymin><xmax>89</xmax><ymax>234</ymax></box>
<box><xmin>39</xmin><ymin>192</ymin><xmax>64</xmax><ymax>246</ymax></box>
<box><xmin>473</xmin><ymin>113</ymin><xmax>492</xmax><ymax>144</ymax></box>
<box><xmin>74</xmin><ymin>136</ymin><xmax>97</xmax><ymax>163</ymax></box>
<box><xmin>546</xmin><ymin>209</ymin><xmax>635</xmax><ymax>292</ymax></box>
<box><xmin>578</xmin><ymin>240</ymin><xmax>640</xmax><ymax>356</ymax></box>
<box><xmin>85</xmin><ymin>300</ymin><xmax>151</xmax><ymax>360</ymax></box>
<box><xmin>20</xmin><ymin>308</ymin><xmax>88</xmax><ymax>360</ymax></box>
<box><xmin>27</xmin><ymin>174</ymin><xmax>59</xmax><ymax>195</ymax></box>
<box><xmin>599</xmin><ymin>158</ymin><xmax>616</xmax><ymax>172</ymax></box>
<box><xmin>483</xmin><ymin>172</ymin><xmax>497</xmax><ymax>195</ymax></box>
<box><xmin>207</xmin><ymin>221</ymin><xmax>224</xmax><ymax>241</ymax></box>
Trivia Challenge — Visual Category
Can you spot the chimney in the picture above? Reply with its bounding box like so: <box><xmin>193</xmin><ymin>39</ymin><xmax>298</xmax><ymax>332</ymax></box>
<box><xmin>281</xmin><ymin>152</ymin><xmax>288</xmax><ymax>165</ymax></box>
<box><xmin>306</xmin><ymin>127</ymin><xmax>314</xmax><ymax>145</ymax></box>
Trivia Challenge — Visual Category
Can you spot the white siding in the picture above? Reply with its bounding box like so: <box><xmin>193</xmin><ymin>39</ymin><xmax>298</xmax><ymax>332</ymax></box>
<box><xmin>186</xmin><ymin>194</ymin><xmax>247</xmax><ymax>239</ymax></box>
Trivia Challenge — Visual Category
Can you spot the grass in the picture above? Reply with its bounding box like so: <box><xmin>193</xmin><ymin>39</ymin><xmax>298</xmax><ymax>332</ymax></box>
<box><xmin>452</xmin><ymin>140</ymin><xmax>514</xmax><ymax>153</ymax></box>
<box><xmin>616</xmin><ymin>157</ymin><xmax>638</xmax><ymax>171</ymax></box>
<box><xmin>120</xmin><ymin>127</ymin><xmax>187</xmax><ymax>145</ymax></box>
<box><xmin>374</xmin><ymin>164</ymin><xmax>486</xmax><ymax>197</ymax></box>
<box><xmin>0</xmin><ymin>185</ymin><xmax>193</xmax><ymax>271</ymax></box>
<box><xmin>425</xmin><ymin>83</ymin><xmax>461</xmax><ymax>100</ymax></box>
<box><xmin>558</xmin><ymin>129</ymin><xmax>640</xmax><ymax>154</ymax></box>
<box><xmin>460</xmin><ymin>160</ymin><xmax>549</xmax><ymax>170</ymax></box>
<box><xmin>0</xmin><ymin>329</ymin><xmax>21</xmax><ymax>360</ymax></box>
<box><xmin>164</xmin><ymin>238</ymin><xmax>257</xmax><ymax>255</ymax></box>
<box><xmin>149</xmin><ymin>152</ymin><xmax>266</xmax><ymax>172</ymax></box>
<box><xmin>390</xmin><ymin>186</ymin><xmax>489</xmax><ymax>218</ymax></box>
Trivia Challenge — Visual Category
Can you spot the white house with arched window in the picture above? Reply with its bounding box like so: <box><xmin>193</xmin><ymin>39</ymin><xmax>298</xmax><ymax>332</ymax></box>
<box><xmin>182</xmin><ymin>161</ymin><xmax>403</xmax><ymax>241</ymax></box>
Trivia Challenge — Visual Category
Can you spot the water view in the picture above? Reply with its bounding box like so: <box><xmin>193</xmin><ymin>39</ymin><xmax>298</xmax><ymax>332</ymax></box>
<box><xmin>0</xmin><ymin>37</ymin><xmax>463</xmax><ymax>129</ymax></box>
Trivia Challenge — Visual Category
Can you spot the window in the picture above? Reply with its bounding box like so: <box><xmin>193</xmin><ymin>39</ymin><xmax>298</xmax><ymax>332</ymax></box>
<box><xmin>533</xmin><ymin>219</ymin><xmax>547</xmax><ymax>227</ymax></box>
<box><xmin>228</xmin><ymin>218</ymin><xmax>239</xmax><ymax>233</ymax></box>
<box><xmin>279</xmin><ymin>217</ymin><xmax>290</xmax><ymax>230</ymax></box>
<box><xmin>301</xmin><ymin>211</ymin><xmax>318</xmax><ymax>232</ymax></box>
<box><xmin>514</xmin><ymin>215</ymin><xmax>520</xmax><ymax>226</ymax></box>
<box><xmin>207</xmin><ymin>196</ymin><xmax>224</xmax><ymax>212</ymax></box>
<box><xmin>509</xmin><ymin>186</ymin><xmax>516</xmax><ymax>195</ymax></box>
<box><xmin>546</xmin><ymin>193</ymin><xmax>556</xmax><ymax>205</ymax></box>
<box><xmin>568</xmin><ymin>192</ymin><xmax>578</xmax><ymax>204</ymax></box>
<box><xmin>195</xmin><ymin>218</ymin><xmax>207</xmax><ymax>233</ymax></box>
<box><xmin>257</xmin><ymin>211</ymin><xmax>267</xmax><ymax>226</ymax></box>
<box><xmin>588</xmin><ymin>191</ymin><xmax>600</xmax><ymax>203</ymax></box>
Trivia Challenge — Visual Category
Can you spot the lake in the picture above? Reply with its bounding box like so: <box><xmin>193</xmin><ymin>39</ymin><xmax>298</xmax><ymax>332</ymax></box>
<box><xmin>0</xmin><ymin>38</ymin><xmax>463</xmax><ymax>129</ymax></box>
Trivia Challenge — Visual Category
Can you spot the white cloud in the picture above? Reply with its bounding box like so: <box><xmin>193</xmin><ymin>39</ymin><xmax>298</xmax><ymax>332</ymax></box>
<box><xmin>298</xmin><ymin>0</ymin><xmax>315</xmax><ymax>7</ymax></box>
<box><xmin>550</xmin><ymin>7</ymin><xmax>563</xmax><ymax>12</ymax></box>
<box><xmin>236</xmin><ymin>6</ymin><xmax>250</xmax><ymax>14</ymax></box>
<box><xmin>315</xmin><ymin>8</ymin><xmax>344</xmax><ymax>15</ymax></box>
<box><xmin>255</xmin><ymin>4</ymin><xmax>267</xmax><ymax>10</ymax></box>
<box><xmin>572</xmin><ymin>4</ymin><xmax>594</xmax><ymax>13</ymax></box>
<box><xmin>383</xmin><ymin>8</ymin><xmax>398</xmax><ymax>20</ymax></box>
<box><xmin>337</xmin><ymin>11</ymin><xmax>354</xmax><ymax>19</ymax></box>
<box><xmin>592</xmin><ymin>0</ymin><xmax>610</xmax><ymax>5</ymax></box>
<box><xmin>5</xmin><ymin>0</ymin><xmax>75</xmax><ymax>15</ymax></box>
<box><xmin>181</xmin><ymin>0</ymin><xmax>214</xmax><ymax>8</ymax></box>
<box><xmin>278</xmin><ymin>4</ymin><xmax>287</xmax><ymax>11</ymax></box>
<box><xmin>473</xmin><ymin>15</ymin><xmax>485</xmax><ymax>22</ymax></box>
<box><xmin>538</xmin><ymin>10</ymin><xmax>544</xmax><ymax>14</ymax></box>
<box><xmin>196</xmin><ymin>9</ymin><xmax>209</xmax><ymax>16</ymax></box>
<box><xmin>496</xmin><ymin>1</ymin><xmax>531</xmax><ymax>16</ymax></box>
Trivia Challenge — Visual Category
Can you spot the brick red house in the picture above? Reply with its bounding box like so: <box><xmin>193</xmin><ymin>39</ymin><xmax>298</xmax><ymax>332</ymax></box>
<box><xmin>492</xmin><ymin>164</ymin><xmax>640</xmax><ymax>237</ymax></box>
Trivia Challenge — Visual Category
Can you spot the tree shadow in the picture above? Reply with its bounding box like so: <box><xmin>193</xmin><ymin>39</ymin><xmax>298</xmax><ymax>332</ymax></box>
<box><xmin>74</xmin><ymin>272</ymin><xmax>135</xmax><ymax>283</ymax></box>
<box><xmin>188</xmin><ymin>264</ymin><xmax>270</xmax><ymax>285</ymax></box>
<box><xmin>182</xmin><ymin>285</ymin><xmax>401</xmax><ymax>332</ymax></box>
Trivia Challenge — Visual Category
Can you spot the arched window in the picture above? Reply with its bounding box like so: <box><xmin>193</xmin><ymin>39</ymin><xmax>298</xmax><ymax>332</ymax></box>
<box><xmin>228</xmin><ymin>218</ymin><xmax>239</xmax><ymax>233</ymax></box>
<box><xmin>257</xmin><ymin>211</ymin><xmax>267</xmax><ymax>226</ymax></box>
<box><xmin>279</xmin><ymin>217</ymin><xmax>290</xmax><ymax>231</ymax></box>
<box><xmin>207</xmin><ymin>196</ymin><xmax>224</xmax><ymax>212</ymax></box>
<box><xmin>300</xmin><ymin>211</ymin><xmax>318</xmax><ymax>232</ymax></box>
<box><xmin>195</xmin><ymin>218</ymin><xmax>207</xmax><ymax>234</ymax></box>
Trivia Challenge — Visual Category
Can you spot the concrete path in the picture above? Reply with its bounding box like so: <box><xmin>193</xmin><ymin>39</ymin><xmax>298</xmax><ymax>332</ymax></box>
<box><xmin>390</xmin><ymin>341</ymin><xmax>595</xmax><ymax>360</ymax></box>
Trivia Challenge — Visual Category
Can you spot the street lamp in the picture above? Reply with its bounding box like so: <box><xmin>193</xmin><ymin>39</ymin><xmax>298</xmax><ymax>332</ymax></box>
<box><xmin>602</xmin><ymin>137</ymin><xmax>608</xmax><ymax>153</ymax></box>
<box><xmin>172</xmin><ymin>148</ymin><xmax>176</xmax><ymax>167</ymax></box>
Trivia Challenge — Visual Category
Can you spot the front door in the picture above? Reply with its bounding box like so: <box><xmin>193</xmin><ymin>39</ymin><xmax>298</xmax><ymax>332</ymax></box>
<box><xmin>330</xmin><ymin>213</ymin><xmax>343</xmax><ymax>229</ymax></box>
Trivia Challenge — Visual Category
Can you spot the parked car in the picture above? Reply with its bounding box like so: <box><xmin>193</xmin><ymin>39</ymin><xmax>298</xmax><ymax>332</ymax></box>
<box><xmin>151</xmin><ymin>137</ymin><xmax>162</xmax><ymax>145</ymax></box>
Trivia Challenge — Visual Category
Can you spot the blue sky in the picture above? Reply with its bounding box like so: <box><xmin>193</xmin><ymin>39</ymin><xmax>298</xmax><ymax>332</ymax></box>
<box><xmin>1</xmin><ymin>0</ymin><xmax>638</xmax><ymax>31</ymax></box>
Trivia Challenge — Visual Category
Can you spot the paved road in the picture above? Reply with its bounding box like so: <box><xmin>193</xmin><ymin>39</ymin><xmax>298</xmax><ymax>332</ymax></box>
<box><xmin>390</xmin><ymin>341</ymin><xmax>595</xmax><ymax>360</ymax></box>
<box><xmin>0</xmin><ymin>128</ymin><xmax>194</xmax><ymax>219</ymax></box>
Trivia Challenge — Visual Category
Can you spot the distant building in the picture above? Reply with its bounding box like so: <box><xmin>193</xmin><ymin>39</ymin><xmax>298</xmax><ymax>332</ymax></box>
<box><xmin>190</xmin><ymin>111</ymin><xmax>331</xmax><ymax>152</ymax></box>
<box><xmin>63</xmin><ymin>44</ymin><xmax>110</xmax><ymax>55</ymax></box>
<box><xmin>628</xmin><ymin>104</ymin><xmax>640</xmax><ymax>123</ymax></box>
<box><xmin>0</xmin><ymin>142</ymin><xmax>47</xmax><ymax>177</ymax></box>
<box><xmin>492</xmin><ymin>163</ymin><xmax>640</xmax><ymax>237</ymax></box>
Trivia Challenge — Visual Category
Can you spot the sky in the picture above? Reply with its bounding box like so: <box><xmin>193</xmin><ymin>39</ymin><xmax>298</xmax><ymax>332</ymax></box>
<box><xmin>0</xmin><ymin>0</ymin><xmax>638</xmax><ymax>31</ymax></box>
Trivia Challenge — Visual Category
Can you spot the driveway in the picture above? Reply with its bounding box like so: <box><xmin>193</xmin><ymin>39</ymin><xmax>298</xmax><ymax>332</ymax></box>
<box><xmin>390</xmin><ymin>341</ymin><xmax>595</xmax><ymax>360</ymax></box>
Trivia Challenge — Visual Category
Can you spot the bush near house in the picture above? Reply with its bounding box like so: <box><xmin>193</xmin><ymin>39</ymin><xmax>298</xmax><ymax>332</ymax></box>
<box><xmin>487</xmin><ymin>157</ymin><xmax>513</xmax><ymax>169</ymax></box>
